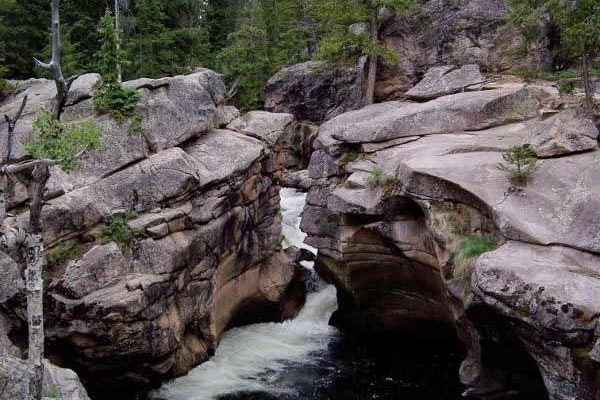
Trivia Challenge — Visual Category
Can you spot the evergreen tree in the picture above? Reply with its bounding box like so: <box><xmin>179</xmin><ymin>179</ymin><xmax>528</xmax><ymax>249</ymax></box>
<box><xmin>164</xmin><ymin>0</ymin><xmax>211</xmax><ymax>72</ymax></box>
<box><xmin>206</xmin><ymin>0</ymin><xmax>246</xmax><ymax>57</ymax></box>
<box><xmin>0</xmin><ymin>0</ymin><xmax>49</xmax><ymax>79</ymax></box>
<box><xmin>95</xmin><ymin>8</ymin><xmax>127</xmax><ymax>84</ymax></box>
<box><xmin>509</xmin><ymin>0</ymin><xmax>599</xmax><ymax>112</ymax></box>
<box><xmin>93</xmin><ymin>8</ymin><xmax>140</xmax><ymax>123</ymax></box>
<box><xmin>127</xmin><ymin>0</ymin><xmax>173</xmax><ymax>77</ymax></box>
<box><xmin>217</xmin><ymin>24</ymin><xmax>271</xmax><ymax>110</ymax></box>
<box><xmin>0</xmin><ymin>0</ymin><xmax>14</xmax><ymax>95</ymax></box>
<box><xmin>216</xmin><ymin>0</ymin><xmax>310</xmax><ymax>110</ymax></box>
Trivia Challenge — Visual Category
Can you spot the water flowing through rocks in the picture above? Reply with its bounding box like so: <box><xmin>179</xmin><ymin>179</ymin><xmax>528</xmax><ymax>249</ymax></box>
<box><xmin>149</xmin><ymin>189</ymin><xmax>339</xmax><ymax>400</ymax></box>
<box><xmin>149</xmin><ymin>188</ymin><xmax>466</xmax><ymax>400</ymax></box>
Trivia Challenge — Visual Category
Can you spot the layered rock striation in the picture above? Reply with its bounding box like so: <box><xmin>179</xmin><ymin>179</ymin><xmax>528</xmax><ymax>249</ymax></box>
<box><xmin>302</xmin><ymin>81</ymin><xmax>600</xmax><ymax>399</ymax></box>
<box><xmin>0</xmin><ymin>71</ymin><xmax>309</xmax><ymax>397</ymax></box>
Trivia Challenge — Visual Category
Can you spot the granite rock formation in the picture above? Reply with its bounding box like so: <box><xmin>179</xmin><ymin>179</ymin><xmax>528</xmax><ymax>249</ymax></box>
<box><xmin>302</xmin><ymin>80</ymin><xmax>600</xmax><ymax>399</ymax></box>
<box><xmin>0</xmin><ymin>71</ymin><xmax>309</xmax><ymax>397</ymax></box>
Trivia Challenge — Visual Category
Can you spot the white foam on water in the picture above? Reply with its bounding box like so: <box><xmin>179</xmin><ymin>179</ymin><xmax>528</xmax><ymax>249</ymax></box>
<box><xmin>280</xmin><ymin>188</ymin><xmax>314</xmax><ymax>255</ymax></box>
<box><xmin>150</xmin><ymin>188</ymin><xmax>338</xmax><ymax>400</ymax></box>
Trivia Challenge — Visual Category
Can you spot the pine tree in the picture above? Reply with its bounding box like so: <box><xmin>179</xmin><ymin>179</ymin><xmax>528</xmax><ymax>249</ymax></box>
<box><xmin>509</xmin><ymin>0</ymin><xmax>599</xmax><ymax>112</ymax></box>
<box><xmin>217</xmin><ymin>24</ymin><xmax>271</xmax><ymax>110</ymax></box>
<box><xmin>95</xmin><ymin>8</ymin><xmax>127</xmax><ymax>84</ymax></box>
<box><xmin>216</xmin><ymin>0</ymin><xmax>311</xmax><ymax>110</ymax></box>
<box><xmin>0</xmin><ymin>0</ymin><xmax>13</xmax><ymax>96</ymax></box>
<box><xmin>0</xmin><ymin>0</ymin><xmax>49</xmax><ymax>79</ymax></box>
<box><xmin>127</xmin><ymin>0</ymin><xmax>173</xmax><ymax>78</ymax></box>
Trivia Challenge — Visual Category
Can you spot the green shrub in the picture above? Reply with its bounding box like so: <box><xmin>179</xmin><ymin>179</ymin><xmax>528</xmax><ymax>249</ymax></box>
<box><xmin>368</xmin><ymin>167</ymin><xmax>386</xmax><ymax>187</ymax></box>
<box><xmin>497</xmin><ymin>145</ymin><xmax>539</xmax><ymax>184</ymax></box>
<box><xmin>456</xmin><ymin>235</ymin><xmax>497</xmax><ymax>260</ymax></box>
<box><xmin>99</xmin><ymin>216</ymin><xmax>138</xmax><ymax>247</ymax></box>
<box><xmin>44</xmin><ymin>386</ymin><xmax>59</xmax><ymax>398</ymax></box>
<box><xmin>558</xmin><ymin>80</ymin><xmax>576</xmax><ymax>95</ymax></box>
<box><xmin>26</xmin><ymin>111</ymin><xmax>102</xmax><ymax>172</ymax></box>
<box><xmin>0</xmin><ymin>65</ymin><xmax>14</xmax><ymax>98</ymax></box>
<box><xmin>449</xmin><ymin>234</ymin><xmax>498</xmax><ymax>281</ymax></box>
<box><xmin>126</xmin><ymin>112</ymin><xmax>145</xmax><ymax>136</ymax></box>
<box><xmin>93</xmin><ymin>82</ymin><xmax>140</xmax><ymax>122</ymax></box>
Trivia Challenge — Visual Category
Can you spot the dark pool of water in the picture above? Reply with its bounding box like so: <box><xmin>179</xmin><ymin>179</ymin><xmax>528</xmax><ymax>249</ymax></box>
<box><xmin>215</xmin><ymin>334</ymin><xmax>466</xmax><ymax>400</ymax></box>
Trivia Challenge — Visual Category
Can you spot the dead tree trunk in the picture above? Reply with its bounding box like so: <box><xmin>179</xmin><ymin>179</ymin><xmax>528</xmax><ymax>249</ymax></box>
<box><xmin>34</xmin><ymin>0</ymin><xmax>77</xmax><ymax>120</ymax></box>
<box><xmin>300</xmin><ymin>0</ymin><xmax>317</xmax><ymax>56</ymax></box>
<box><xmin>1</xmin><ymin>96</ymin><xmax>27</xmax><ymax>224</ymax></box>
<box><xmin>26</xmin><ymin>163</ymin><xmax>50</xmax><ymax>400</ymax></box>
<box><xmin>582</xmin><ymin>54</ymin><xmax>594</xmax><ymax>114</ymax></box>
<box><xmin>366</xmin><ymin>0</ymin><xmax>379</xmax><ymax>105</ymax></box>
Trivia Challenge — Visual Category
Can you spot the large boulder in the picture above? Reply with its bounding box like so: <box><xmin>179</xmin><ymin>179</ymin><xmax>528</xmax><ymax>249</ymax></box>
<box><xmin>265</xmin><ymin>60</ymin><xmax>366</xmax><ymax>123</ymax></box>
<box><xmin>527</xmin><ymin>108</ymin><xmax>599</xmax><ymax>157</ymax></box>
<box><xmin>0</xmin><ymin>357</ymin><xmax>90</xmax><ymax>400</ymax></box>
<box><xmin>405</xmin><ymin>64</ymin><xmax>483</xmax><ymax>100</ymax></box>
<box><xmin>302</xmin><ymin>82</ymin><xmax>600</xmax><ymax>399</ymax></box>
<box><xmin>473</xmin><ymin>241</ymin><xmax>600</xmax><ymax>400</ymax></box>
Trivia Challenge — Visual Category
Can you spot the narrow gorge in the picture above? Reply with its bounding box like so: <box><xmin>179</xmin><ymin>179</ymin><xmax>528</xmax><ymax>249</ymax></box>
<box><xmin>0</xmin><ymin>0</ymin><xmax>599</xmax><ymax>400</ymax></box>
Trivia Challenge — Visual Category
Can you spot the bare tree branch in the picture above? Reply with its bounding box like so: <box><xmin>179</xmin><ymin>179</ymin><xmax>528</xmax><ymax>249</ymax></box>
<box><xmin>225</xmin><ymin>77</ymin><xmax>241</xmax><ymax>103</ymax></box>
<box><xmin>13</xmin><ymin>95</ymin><xmax>28</xmax><ymax>123</ymax></box>
<box><xmin>3</xmin><ymin>95</ymin><xmax>28</xmax><ymax>165</ymax></box>
<box><xmin>33</xmin><ymin>58</ymin><xmax>52</xmax><ymax>71</ymax></box>
<box><xmin>3</xmin><ymin>159</ymin><xmax>58</xmax><ymax>175</ymax></box>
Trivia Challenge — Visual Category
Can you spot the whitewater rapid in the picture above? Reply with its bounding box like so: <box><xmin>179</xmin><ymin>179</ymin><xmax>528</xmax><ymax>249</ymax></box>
<box><xmin>150</xmin><ymin>188</ymin><xmax>339</xmax><ymax>400</ymax></box>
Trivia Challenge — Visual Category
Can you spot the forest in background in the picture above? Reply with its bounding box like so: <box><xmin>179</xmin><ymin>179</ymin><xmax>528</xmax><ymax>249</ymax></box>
<box><xmin>0</xmin><ymin>0</ymin><xmax>399</xmax><ymax>110</ymax></box>
<box><xmin>0</xmin><ymin>0</ymin><xmax>598</xmax><ymax>110</ymax></box>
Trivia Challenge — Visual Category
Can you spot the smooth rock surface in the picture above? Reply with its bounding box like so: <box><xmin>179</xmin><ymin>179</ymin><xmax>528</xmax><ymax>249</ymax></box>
<box><xmin>527</xmin><ymin>108</ymin><xmax>599</xmax><ymax>157</ymax></box>
<box><xmin>405</xmin><ymin>64</ymin><xmax>483</xmax><ymax>100</ymax></box>
<box><xmin>0</xmin><ymin>357</ymin><xmax>90</xmax><ymax>400</ymax></box>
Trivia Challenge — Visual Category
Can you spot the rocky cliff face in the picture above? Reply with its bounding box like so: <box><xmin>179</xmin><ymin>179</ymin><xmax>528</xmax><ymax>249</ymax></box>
<box><xmin>266</xmin><ymin>0</ymin><xmax>546</xmax><ymax>122</ymax></box>
<box><xmin>378</xmin><ymin>0</ymin><xmax>543</xmax><ymax>99</ymax></box>
<box><xmin>0</xmin><ymin>71</ymin><xmax>310</xmax><ymax>398</ymax></box>
<box><xmin>302</xmin><ymin>79</ymin><xmax>600</xmax><ymax>399</ymax></box>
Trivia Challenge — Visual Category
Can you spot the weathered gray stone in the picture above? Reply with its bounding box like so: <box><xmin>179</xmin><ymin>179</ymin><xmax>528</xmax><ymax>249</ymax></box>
<box><xmin>134</xmin><ymin>70</ymin><xmax>225</xmax><ymax>152</ymax></box>
<box><xmin>379</xmin><ymin>0</ymin><xmax>544</xmax><ymax>101</ymax></box>
<box><xmin>227</xmin><ymin>111</ymin><xmax>294</xmax><ymax>146</ymax></box>
<box><xmin>473</xmin><ymin>242</ymin><xmax>600</xmax><ymax>400</ymax></box>
<box><xmin>527</xmin><ymin>108</ymin><xmax>599</xmax><ymax>157</ymax></box>
<box><xmin>0</xmin><ymin>252</ymin><xmax>23</xmax><ymax>305</ymax></box>
<box><xmin>66</xmin><ymin>73</ymin><xmax>101</xmax><ymax>106</ymax></box>
<box><xmin>59</xmin><ymin>243</ymin><xmax>128</xmax><ymax>299</ymax></box>
<box><xmin>0</xmin><ymin>70</ymin><xmax>307</xmax><ymax>398</ymax></box>
<box><xmin>265</xmin><ymin>60</ymin><xmax>366</xmax><ymax>123</ymax></box>
<box><xmin>319</xmin><ymin>87</ymin><xmax>548</xmax><ymax>145</ymax></box>
<box><xmin>215</xmin><ymin>105</ymin><xmax>241</xmax><ymax>127</ymax></box>
<box><xmin>185</xmin><ymin>129</ymin><xmax>265</xmax><ymax>187</ymax></box>
<box><xmin>303</xmin><ymin>80</ymin><xmax>599</xmax><ymax>399</ymax></box>
<box><xmin>0</xmin><ymin>357</ymin><xmax>90</xmax><ymax>400</ymax></box>
<box><xmin>405</xmin><ymin>64</ymin><xmax>483</xmax><ymax>100</ymax></box>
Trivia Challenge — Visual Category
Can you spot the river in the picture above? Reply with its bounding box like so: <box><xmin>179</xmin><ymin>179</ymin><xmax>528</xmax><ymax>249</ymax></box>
<box><xmin>149</xmin><ymin>188</ymin><xmax>465</xmax><ymax>400</ymax></box>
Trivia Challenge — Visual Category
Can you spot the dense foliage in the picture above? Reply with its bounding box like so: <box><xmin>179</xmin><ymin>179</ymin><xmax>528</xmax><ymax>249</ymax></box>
<box><xmin>92</xmin><ymin>8</ymin><xmax>142</xmax><ymax>131</ymax></box>
<box><xmin>509</xmin><ymin>0</ymin><xmax>599</xmax><ymax>110</ymax></box>
<box><xmin>510</xmin><ymin>0</ymin><xmax>599</xmax><ymax>62</ymax></box>
<box><xmin>26</xmin><ymin>111</ymin><xmax>103</xmax><ymax>172</ymax></box>
<box><xmin>0</xmin><ymin>0</ymin><xmax>594</xmax><ymax>109</ymax></box>
<box><xmin>93</xmin><ymin>82</ymin><xmax>141</xmax><ymax>121</ymax></box>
